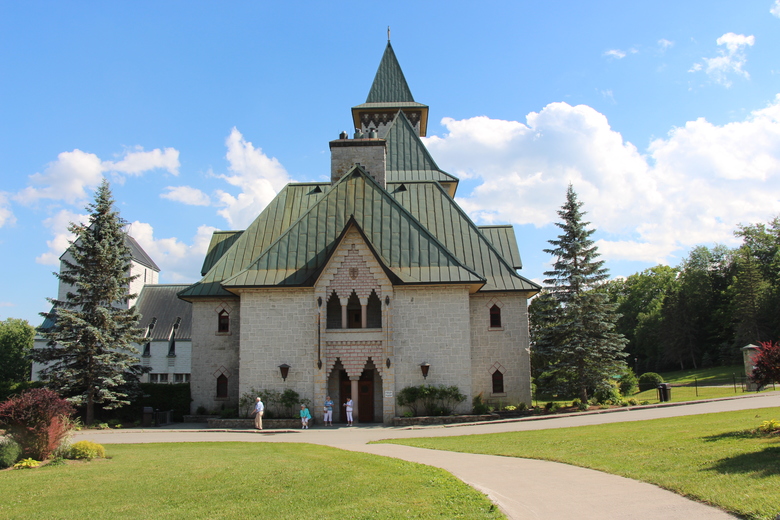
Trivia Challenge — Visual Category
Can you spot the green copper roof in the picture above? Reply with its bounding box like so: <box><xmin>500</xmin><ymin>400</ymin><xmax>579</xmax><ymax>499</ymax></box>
<box><xmin>479</xmin><ymin>226</ymin><xmax>523</xmax><ymax>270</ymax></box>
<box><xmin>179</xmin><ymin>183</ymin><xmax>329</xmax><ymax>298</ymax></box>
<box><xmin>221</xmin><ymin>166</ymin><xmax>483</xmax><ymax>289</ymax></box>
<box><xmin>366</xmin><ymin>42</ymin><xmax>415</xmax><ymax>103</ymax></box>
<box><xmin>384</xmin><ymin>111</ymin><xmax>458</xmax><ymax>186</ymax></box>
<box><xmin>200</xmin><ymin>231</ymin><xmax>243</xmax><ymax>276</ymax></box>
<box><xmin>389</xmin><ymin>181</ymin><xmax>539</xmax><ymax>293</ymax></box>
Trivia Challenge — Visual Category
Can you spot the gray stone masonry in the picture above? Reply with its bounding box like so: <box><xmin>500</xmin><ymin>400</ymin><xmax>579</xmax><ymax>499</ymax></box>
<box><xmin>329</xmin><ymin>138</ymin><xmax>386</xmax><ymax>187</ymax></box>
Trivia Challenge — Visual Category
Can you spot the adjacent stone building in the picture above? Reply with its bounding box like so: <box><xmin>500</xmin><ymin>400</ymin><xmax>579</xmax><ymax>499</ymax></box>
<box><xmin>33</xmin><ymin>236</ymin><xmax>193</xmax><ymax>386</ymax></box>
<box><xmin>180</xmin><ymin>42</ymin><xmax>540</xmax><ymax>423</ymax></box>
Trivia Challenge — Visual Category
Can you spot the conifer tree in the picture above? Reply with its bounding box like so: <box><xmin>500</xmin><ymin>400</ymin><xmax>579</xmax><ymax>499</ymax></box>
<box><xmin>534</xmin><ymin>185</ymin><xmax>627</xmax><ymax>402</ymax></box>
<box><xmin>33</xmin><ymin>179</ymin><xmax>144</xmax><ymax>425</ymax></box>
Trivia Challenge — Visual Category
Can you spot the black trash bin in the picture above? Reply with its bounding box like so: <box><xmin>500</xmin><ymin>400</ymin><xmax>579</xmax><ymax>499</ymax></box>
<box><xmin>142</xmin><ymin>406</ymin><xmax>154</xmax><ymax>427</ymax></box>
<box><xmin>657</xmin><ymin>383</ymin><xmax>672</xmax><ymax>402</ymax></box>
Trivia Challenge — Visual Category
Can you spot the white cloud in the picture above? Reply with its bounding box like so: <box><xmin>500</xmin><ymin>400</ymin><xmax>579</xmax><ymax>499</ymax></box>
<box><xmin>424</xmin><ymin>95</ymin><xmax>780</xmax><ymax>264</ymax></box>
<box><xmin>16</xmin><ymin>147</ymin><xmax>181</xmax><ymax>205</ymax></box>
<box><xmin>691</xmin><ymin>32</ymin><xmax>755</xmax><ymax>87</ymax></box>
<box><xmin>658</xmin><ymin>39</ymin><xmax>674</xmax><ymax>50</ymax></box>
<box><xmin>0</xmin><ymin>193</ymin><xmax>16</xmax><ymax>228</ymax></box>
<box><xmin>215</xmin><ymin>127</ymin><xmax>293</xmax><ymax>229</ymax></box>
<box><xmin>35</xmin><ymin>209</ymin><xmax>88</xmax><ymax>265</ymax></box>
<box><xmin>127</xmin><ymin>221</ymin><xmax>216</xmax><ymax>283</ymax></box>
<box><xmin>772</xmin><ymin>0</ymin><xmax>780</xmax><ymax>17</ymax></box>
<box><xmin>604</xmin><ymin>49</ymin><xmax>627</xmax><ymax>59</ymax></box>
<box><xmin>161</xmin><ymin>185</ymin><xmax>211</xmax><ymax>206</ymax></box>
<box><xmin>104</xmin><ymin>147</ymin><xmax>180</xmax><ymax>176</ymax></box>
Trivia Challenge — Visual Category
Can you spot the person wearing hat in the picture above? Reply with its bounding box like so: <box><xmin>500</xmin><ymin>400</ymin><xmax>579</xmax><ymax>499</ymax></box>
<box><xmin>300</xmin><ymin>404</ymin><xmax>312</xmax><ymax>429</ymax></box>
<box><xmin>253</xmin><ymin>397</ymin><xmax>264</xmax><ymax>430</ymax></box>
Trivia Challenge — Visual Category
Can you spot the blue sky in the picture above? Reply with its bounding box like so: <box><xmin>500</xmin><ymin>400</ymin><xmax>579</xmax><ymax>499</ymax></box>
<box><xmin>2</xmin><ymin>2</ymin><xmax>780</xmax><ymax>325</ymax></box>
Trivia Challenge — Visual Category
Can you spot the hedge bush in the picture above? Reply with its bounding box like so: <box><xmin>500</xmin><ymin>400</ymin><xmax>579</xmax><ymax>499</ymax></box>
<box><xmin>638</xmin><ymin>372</ymin><xmax>664</xmax><ymax>392</ymax></box>
<box><xmin>137</xmin><ymin>383</ymin><xmax>191</xmax><ymax>421</ymax></box>
<box><xmin>397</xmin><ymin>385</ymin><xmax>466</xmax><ymax>416</ymax></box>
<box><xmin>0</xmin><ymin>438</ymin><xmax>22</xmax><ymax>469</ymax></box>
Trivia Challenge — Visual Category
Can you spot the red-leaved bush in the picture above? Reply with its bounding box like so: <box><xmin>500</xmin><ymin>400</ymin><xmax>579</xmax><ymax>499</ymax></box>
<box><xmin>0</xmin><ymin>388</ymin><xmax>75</xmax><ymax>459</ymax></box>
<box><xmin>750</xmin><ymin>340</ymin><xmax>780</xmax><ymax>390</ymax></box>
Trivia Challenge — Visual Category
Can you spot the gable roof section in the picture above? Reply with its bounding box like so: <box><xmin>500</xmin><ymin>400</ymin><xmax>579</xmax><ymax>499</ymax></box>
<box><xmin>221</xmin><ymin>166</ymin><xmax>484</xmax><ymax>289</ymax></box>
<box><xmin>201</xmin><ymin>231</ymin><xmax>244</xmax><ymax>276</ymax></box>
<box><xmin>366</xmin><ymin>42</ymin><xmax>415</xmax><ymax>103</ymax></box>
<box><xmin>388</xmin><ymin>181</ymin><xmax>539</xmax><ymax>293</ymax></box>
<box><xmin>179</xmin><ymin>182</ymin><xmax>329</xmax><ymax>298</ymax></box>
<box><xmin>384</xmin><ymin>111</ymin><xmax>459</xmax><ymax>194</ymax></box>
<box><xmin>479</xmin><ymin>225</ymin><xmax>523</xmax><ymax>270</ymax></box>
<box><xmin>125</xmin><ymin>235</ymin><xmax>160</xmax><ymax>272</ymax></box>
<box><xmin>135</xmin><ymin>284</ymin><xmax>193</xmax><ymax>340</ymax></box>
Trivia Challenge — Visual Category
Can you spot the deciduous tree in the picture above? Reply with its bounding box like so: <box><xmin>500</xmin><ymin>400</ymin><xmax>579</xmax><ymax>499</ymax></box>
<box><xmin>0</xmin><ymin>318</ymin><xmax>34</xmax><ymax>384</ymax></box>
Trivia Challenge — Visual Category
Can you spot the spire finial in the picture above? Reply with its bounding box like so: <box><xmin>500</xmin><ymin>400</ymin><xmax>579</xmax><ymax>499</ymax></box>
<box><xmin>387</xmin><ymin>26</ymin><xmax>391</xmax><ymax>42</ymax></box>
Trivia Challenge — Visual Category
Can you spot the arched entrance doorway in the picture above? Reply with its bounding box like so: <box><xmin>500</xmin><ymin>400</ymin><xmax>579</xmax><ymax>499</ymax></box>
<box><xmin>330</xmin><ymin>358</ymin><xmax>382</xmax><ymax>423</ymax></box>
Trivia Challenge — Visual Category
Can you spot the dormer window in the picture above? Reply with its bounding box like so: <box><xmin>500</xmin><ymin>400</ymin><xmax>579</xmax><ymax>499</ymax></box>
<box><xmin>218</xmin><ymin>310</ymin><xmax>230</xmax><ymax>333</ymax></box>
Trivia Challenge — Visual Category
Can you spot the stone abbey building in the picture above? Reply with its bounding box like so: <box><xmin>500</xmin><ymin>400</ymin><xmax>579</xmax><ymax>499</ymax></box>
<box><xmin>179</xmin><ymin>42</ymin><xmax>540</xmax><ymax>423</ymax></box>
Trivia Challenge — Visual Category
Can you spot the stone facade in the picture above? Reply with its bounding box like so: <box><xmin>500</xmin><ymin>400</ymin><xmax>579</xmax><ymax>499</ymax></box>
<box><xmin>189</xmin><ymin>298</ymin><xmax>240</xmax><ymax>412</ymax></box>
<box><xmin>469</xmin><ymin>292</ymin><xmax>532</xmax><ymax>405</ymax></box>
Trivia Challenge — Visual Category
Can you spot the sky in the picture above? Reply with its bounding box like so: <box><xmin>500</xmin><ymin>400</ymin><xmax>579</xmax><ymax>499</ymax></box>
<box><xmin>2</xmin><ymin>1</ymin><xmax>780</xmax><ymax>326</ymax></box>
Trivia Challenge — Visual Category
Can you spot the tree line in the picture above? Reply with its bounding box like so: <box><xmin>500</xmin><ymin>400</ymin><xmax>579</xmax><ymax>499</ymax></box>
<box><xmin>604</xmin><ymin>217</ymin><xmax>780</xmax><ymax>374</ymax></box>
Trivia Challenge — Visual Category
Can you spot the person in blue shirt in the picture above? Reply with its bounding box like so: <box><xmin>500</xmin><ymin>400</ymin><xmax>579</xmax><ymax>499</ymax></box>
<box><xmin>323</xmin><ymin>396</ymin><xmax>334</xmax><ymax>426</ymax></box>
<box><xmin>300</xmin><ymin>404</ymin><xmax>312</xmax><ymax>429</ymax></box>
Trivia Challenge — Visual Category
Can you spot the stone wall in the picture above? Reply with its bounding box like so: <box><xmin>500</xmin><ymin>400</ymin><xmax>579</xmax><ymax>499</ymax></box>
<box><xmin>237</xmin><ymin>288</ymin><xmax>318</xmax><ymax>404</ymax></box>
<box><xmin>392</xmin><ymin>285</ymin><xmax>473</xmax><ymax>414</ymax></box>
<box><xmin>469</xmin><ymin>292</ymin><xmax>532</xmax><ymax>405</ymax></box>
<box><xmin>189</xmin><ymin>298</ymin><xmax>241</xmax><ymax>413</ymax></box>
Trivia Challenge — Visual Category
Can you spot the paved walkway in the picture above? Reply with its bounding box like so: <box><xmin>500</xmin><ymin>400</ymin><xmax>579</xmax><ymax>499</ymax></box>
<box><xmin>76</xmin><ymin>391</ymin><xmax>780</xmax><ymax>519</ymax></box>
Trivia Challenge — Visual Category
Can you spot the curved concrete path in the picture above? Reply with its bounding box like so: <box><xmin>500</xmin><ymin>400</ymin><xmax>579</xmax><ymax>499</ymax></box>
<box><xmin>77</xmin><ymin>392</ymin><xmax>780</xmax><ymax>519</ymax></box>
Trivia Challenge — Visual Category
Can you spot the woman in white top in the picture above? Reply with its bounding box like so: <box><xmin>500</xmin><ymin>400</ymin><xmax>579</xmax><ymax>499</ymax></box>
<box><xmin>344</xmin><ymin>397</ymin><xmax>353</xmax><ymax>426</ymax></box>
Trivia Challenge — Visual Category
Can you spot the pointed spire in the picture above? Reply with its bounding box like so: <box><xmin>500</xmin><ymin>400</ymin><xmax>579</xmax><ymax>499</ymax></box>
<box><xmin>366</xmin><ymin>42</ymin><xmax>415</xmax><ymax>103</ymax></box>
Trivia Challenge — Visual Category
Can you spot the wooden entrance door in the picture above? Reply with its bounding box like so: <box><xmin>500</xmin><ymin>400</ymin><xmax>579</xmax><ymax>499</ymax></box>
<box><xmin>358</xmin><ymin>378</ymin><xmax>374</xmax><ymax>423</ymax></box>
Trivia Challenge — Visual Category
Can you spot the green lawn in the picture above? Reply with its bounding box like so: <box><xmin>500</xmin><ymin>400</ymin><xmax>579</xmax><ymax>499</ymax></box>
<box><xmin>657</xmin><ymin>365</ymin><xmax>746</xmax><ymax>384</ymax></box>
<box><xmin>0</xmin><ymin>442</ymin><xmax>503</xmax><ymax>520</ymax></box>
<box><xmin>379</xmin><ymin>407</ymin><xmax>780</xmax><ymax>520</ymax></box>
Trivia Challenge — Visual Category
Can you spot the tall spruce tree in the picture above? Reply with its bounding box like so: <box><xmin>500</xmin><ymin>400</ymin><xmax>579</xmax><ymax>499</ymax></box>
<box><xmin>534</xmin><ymin>185</ymin><xmax>627</xmax><ymax>402</ymax></box>
<box><xmin>33</xmin><ymin>179</ymin><xmax>144</xmax><ymax>425</ymax></box>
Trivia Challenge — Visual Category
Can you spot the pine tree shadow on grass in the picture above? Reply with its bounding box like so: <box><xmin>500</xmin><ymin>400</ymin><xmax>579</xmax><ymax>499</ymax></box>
<box><xmin>704</xmin><ymin>446</ymin><xmax>780</xmax><ymax>477</ymax></box>
<box><xmin>701</xmin><ymin>430</ymin><xmax>761</xmax><ymax>442</ymax></box>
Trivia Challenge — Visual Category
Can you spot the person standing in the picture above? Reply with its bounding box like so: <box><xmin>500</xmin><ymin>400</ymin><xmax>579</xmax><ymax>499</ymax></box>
<box><xmin>253</xmin><ymin>397</ymin><xmax>264</xmax><ymax>430</ymax></box>
<box><xmin>323</xmin><ymin>396</ymin><xmax>334</xmax><ymax>426</ymax></box>
<box><xmin>344</xmin><ymin>397</ymin><xmax>353</xmax><ymax>426</ymax></box>
<box><xmin>300</xmin><ymin>404</ymin><xmax>311</xmax><ymax>429</ymax></box>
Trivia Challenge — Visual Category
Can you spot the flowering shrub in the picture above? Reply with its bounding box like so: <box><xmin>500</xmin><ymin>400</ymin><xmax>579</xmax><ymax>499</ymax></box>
<box><xmin>750</xmin><ymin>341</ymin><xmax>780</xmax><ymax>389</ymax></box>
<box><xmin>0</xmin><ymin>388</ymin><xmax>75</xmax><ymax>460</ymax></box>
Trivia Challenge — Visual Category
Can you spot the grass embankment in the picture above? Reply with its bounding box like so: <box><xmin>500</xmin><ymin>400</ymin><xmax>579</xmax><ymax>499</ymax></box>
<box><xmin>0</xmin><ymin>442</ymin><xmax>503</xmax><ymax>520</ymax></box>
<box><xmin>380</xmin><ymin>407</ymin><xmax>780</xmax><ymax>520</ymax></box>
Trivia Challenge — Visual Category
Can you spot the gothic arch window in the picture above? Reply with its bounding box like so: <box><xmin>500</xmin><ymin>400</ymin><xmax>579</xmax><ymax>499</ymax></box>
<box><xmin>326</xmin><ymin>291</ymin><xmax>342</xmax><ymax>329</ymax></box>
<box><xmin>347</xmin><ymin>291</ymin><xmax>362</xmax><ymax>329</ymax></box>
<box><xmin>489</xmin><ymin>304</ymin><xmax>502</xmax><ymax>328</ymax></box>
<box><xmin>366</xmin><ymin>290</ymin><xmax>382</xmax><ymax>328</ymax></box>
<box><xmin>216</xmin><ymin>374</ymin><xmax>228</xmax><ymax>399</ymax></box>
<box><xmin>492</xmin><ymin>370</ymin><xmax>505</xmax><ymax>394</ymax></box>
<box><xmin>217</xmin><ymin>310</ymin><xmax>230</xmax><ymax>333</ymax></box>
